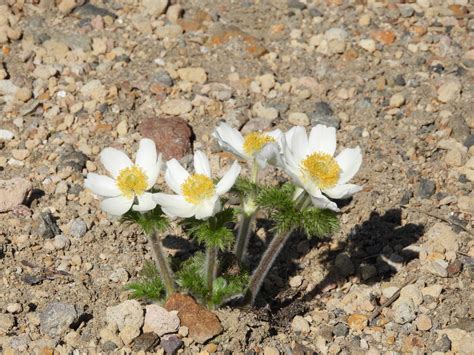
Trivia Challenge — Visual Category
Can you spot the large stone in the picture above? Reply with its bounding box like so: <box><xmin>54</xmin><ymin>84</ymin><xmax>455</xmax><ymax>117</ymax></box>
<box><xmin>423</xmin><ymin>223</ymin><xmax>458</xmax><ymax>254</ymax></box>
<box><xmin>0</xmin><ymin>178</ymin><xmax>32</xmax><ymax>212</ymax></box>
<box><xmin>437</xmin><ymin>79</ymin><xmax>461</xmax><ymax>103</ymax></box>
<box><xmin>143</xmin><ymin>304</ymin><xmax>180</xmax><ymax>336</ymax></box>
<box><xmin>106</xmin><ymin>300</ymin><xmax>144</xmax><ymax>345</ymax></box>
<box><xmin>164</xmin><ymin>294</ymin><xmax>222</xmax><ymax>344</ymax></box>
<box><xmin>139</xmin><ymin>117</ymin><xmax>192</xmax><ymax>160</ymax></box>
<box><xmin>161</xmin><ymin>99</ymin><xmax>193</xmax><ymax>116</ymax></box>
<box><xmin>39</xmin><ymin>303</ymin><xmax>78</xmax><ymax>337</ymax></box>
<box><xmin>177</xmin><ymin>67</ymin><xmax>207</xmax><ymax>84</ymax></box>
<box><xmin>142</xmin><ymin>0</ymin><xmax>168</xmax><ymax>16</ymax></box>
<box><xmin>392</xmin><ymin>298</ymin><xmax>416</xmax><ymax>324</ymax></box>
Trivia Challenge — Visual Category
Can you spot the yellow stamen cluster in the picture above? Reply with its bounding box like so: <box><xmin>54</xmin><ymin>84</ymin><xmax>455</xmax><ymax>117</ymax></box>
<box><xmin>181</xmin><ymin>174</ymin><xmax>215</xmax><ymax>204</ymax></box>
<box><xmin>301</xmin><ymin>152</ymin><xmax>341</xmax><ymax>189</ymax></box>
<box><xmin>116</xmin><ymin>166</ymin><xmax>148</xmax><ymax>198</ymax></box>
<box><xmin>243</xmin><ymin>132</ymin><xmax>275</xmax><ymax>155</ymax></box>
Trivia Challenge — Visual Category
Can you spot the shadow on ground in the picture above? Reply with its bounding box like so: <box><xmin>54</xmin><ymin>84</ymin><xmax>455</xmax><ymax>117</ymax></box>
<box><xmin>248</xmin><ymin>208</ymin><xmax>425</xmax><ymax>323</ymax></box>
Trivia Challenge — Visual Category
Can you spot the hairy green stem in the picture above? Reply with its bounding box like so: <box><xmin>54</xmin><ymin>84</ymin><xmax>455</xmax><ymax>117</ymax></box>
<box><xmin>234</xmin><ymin>212</ymin><xmax>256</xmax><ymax>263</ymax></box>
<box><xmin>148</xmin><ymin>231</ymin><xmax>175</xmax><ymax>296</ymax></box>
<box><xmin>244</xmin><ymin>228</ymin><xmax>295</xmax><ymax>305</ymax></box>
<box><xmin>206</xmin><ymin>246</ymin><xmax>218</xmax><ymax>292</ymax></box>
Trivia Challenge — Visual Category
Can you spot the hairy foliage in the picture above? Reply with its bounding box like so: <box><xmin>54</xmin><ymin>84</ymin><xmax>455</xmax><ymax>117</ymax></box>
<box><xmin>121</xmin><ymin>206</ymin><xmax>169</xmax><ymax>234</ymax></box>
<box><xmin>231</xmin><ymin>176</ymin><xmax>260</xmax><ymax>197</ymax></box>
<box><xmin>181</xmin><ymin>208</ymin><xmax>236</xmax><ymax>250</ymax></box>
<box><xmin>177</xmin><ymin>252</ymin><xmax>248</xmax><ymax>307</ymax></box>
<box><xmin>256</xmin><ymin>183</ymin><xmax>339</xmax><ymax>237</ymax></box>
<box><xmin>124</xmin><ymin>261</ymin><xmax>165</xmax><ymax>301</ymax></box>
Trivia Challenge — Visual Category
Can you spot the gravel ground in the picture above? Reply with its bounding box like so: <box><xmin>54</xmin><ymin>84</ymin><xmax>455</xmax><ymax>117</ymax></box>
<box><xmin>1</xmin><ymin>0</ymin><xmax>473</xmax><ymax>354</ymax></box>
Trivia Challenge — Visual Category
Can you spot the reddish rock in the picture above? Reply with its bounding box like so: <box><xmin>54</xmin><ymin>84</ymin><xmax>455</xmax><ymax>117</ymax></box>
<box><xmin>207</xmin><ymin>25</ymin><xmax>267</xmax><ymax>58</ymax></box>
<box><xmin>164</xmin><ymin>294</ymin><xmax>223</xmax><ymax>344</ymax></box>
<box><xmin>371</xmin><ymin>30</ymin><xmax>396</xmax><ymax>45</ymax></box>
<box><xmin>0</xmin><ymin>178</ymin><xmax>32</xmax><ymax>212</ymax></box>
<box><xmin>347</xmin><ymin>314</ymin><xmax>368</xmax><ymax>331</ymax></box>
<box><xmin>139</xmin><ymin>117</ymin><xmax>192</xmax><ymax>160</ymax></box>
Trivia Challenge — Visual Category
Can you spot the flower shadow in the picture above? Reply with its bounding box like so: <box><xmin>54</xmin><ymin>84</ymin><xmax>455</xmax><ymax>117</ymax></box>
<box><xmin>247</xmin><ymin>208</ymin><xmax>424</xmax><ymax>317</ymax></box>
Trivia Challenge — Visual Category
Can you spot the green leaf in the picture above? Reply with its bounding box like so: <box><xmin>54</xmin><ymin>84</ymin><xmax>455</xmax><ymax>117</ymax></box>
<box><xmin>299</xmin><ymin>207</ymin><xmax>339</xmax><ymax>238</ymax></box>
<box><xmin>181</xmin><ymin>208</ymin><xmax>236</xmax><ymax>251</ymax></box>
<box><xmin>230</xmin><ymin>176</ymin><xmax>260</xmax><ymax>197</ymax></box>
<box><xmin>121</xmin><ymin>206</ymin><xmax>169</xmax><ymax>234</ymax></box>
<box><xmin>124</xmin><ymin>261</ymin><xmax>166</xmax><ymax>301</ymax></box>
<box><xmin>176</xmin><ymin>252</ymin><xmax>208</xmax><ymax>301</ymax></box>
<box><xmin>210</xmin><ymin>273</ymin><xmax>249</xmax><ymax>307</ymax></box>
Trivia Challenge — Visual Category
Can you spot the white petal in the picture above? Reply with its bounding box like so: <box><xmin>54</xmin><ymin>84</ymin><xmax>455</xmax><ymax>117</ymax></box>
<box><xmin>308</xmin><ymin>125</ymin><xmax>337</xmax><ymax>156</ymax></box>
<box><xmin>267</xmin><ymin>129</ymin><xmax>283</xmax><ymax>141</ymax></box>
<box><xmin>132</xmin><ymin>192</ymin><xmax>157</xmax><ymax>212</ymax></box>
<box><xmin>213</xmin><ymin>122</ymin><xmax>247</xmax><ymax>159</ymax></box>
<box><xmin>284</xmin><ymin>126</ymin><xmax>299</xmax><ymax>146</ymax></box>
<box><xmin>216</xmin><ymin>161</ymin><xmax>241</xmax><ymax>195</ymax></box>
<box><xmin>310</xmin><ymin>191</ymin><xmax>339</xmax><ymax>212</ymax></box>
<box><xmin>193</xmin><ymin>151</ymin><xmax>211</xmax><ymax>177</ymax></box>
<box><xmin>135</xmin><ymin>138</ymin><xmax>158</xmax><ymax>184</ymax></box>
<box><xmin>194</xmin><ymin>196</ymin><xmax>221</xmax><ymax>220</ymax></box>
<box><xmin>290</xmin><ymin>126</ymin><xmax>309</xmax><ymax>163</ymax></box>
<box><xmin>323</xmin><ymin>184</ymin><xmax>362</xmax><ymax>199</ymax></box>
<box><xmin>153</xmin><ymin>193</ymin><xmax>195</xmax><ymax>218</ymax></box>
<box><xmin>164</xmin><ymin>159</ymin><xmax>189</xmax><ymax>194</ymax></box>
<box><xmin>335</xmin><ymin>146</ymin><xmax>362</xmax><ymax>184</ymax></box>
<box><xmin>145</xmin><ymin>153</ymin><xmax>162</xmax><ymax>190</ymax></box>
<box><xmin>100</xmin><ymin>195</ymin><xmax>134</xmax><ymax>216</ymax></box>
<box><xmin>84</xmin><ymin>173</ymin><xmax>121</xmax><ymax>197</ymax></box>
<box><xmin>255</xmin><ymin>142</ymin><xmax>279</xmax><ymax>168</ymax></box>
<box><xmin>100</xmin><ymin>147</ymin><xmax>133</xmax><ymax>178</ymax></box>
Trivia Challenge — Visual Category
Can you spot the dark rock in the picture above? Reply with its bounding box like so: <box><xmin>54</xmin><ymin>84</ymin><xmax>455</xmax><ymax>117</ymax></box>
<box><xmin>69</xmin><ymin>218</ymin><xmax>87</xmax><ymax>238</ymax></box>
<box><xmin>333</xmin><ymin>322</ymin><xmax>349</xmax><ymax>337</ymax></box>
<box><xmin>400</xmin><ymin>190</ymin><xmax>412</xmax><ymax>205</ymax></box>
<box><xmin>464</xmin><ymin>134</ymin><xmax>474</xmax><ymax>149</ymax></box>
<box><xmin>73</xmin><ymin>3</ymin><xmax>117</xmax><ymax>18</ymax></box>
<box><xmin>335</xmin><ymin>253</ymin><xmax>354</xmax><ymax>277</ymax></box>
<box><xmin>139</xmin><ymin>117</ymin><xmax>193</xmax><ymax>160</ymax></box>
<box><xmin>287</xmin><ymin>0</ymin><xmax>307</xmax><ymax>10</ymax></box>
<box><xmin>434</xmin><ymin>334</ymin><xmax>451</xmax><ymax>352</ymax></box>
<box><xmin>447</xmin><ymin>260</ymin><xmax>462</xmax><ymax>276</ymax></box>
<box><xmin>132</xmin><ymin>332</ymin><xmax>160</xmax><ymax>352</ymax></box>
<box><xmin>152</xmin><ymin>70</ymin><xmax>174</xmax><ymax>88</ymax></box>
<box><xmin>58</xmin><ymin>147</ymin><xmax>88</xmax><ymax>172</ymax></box>
<box><xmin>161</xmin><ymin>334</ymin><xmax>183</xmax><ymax>355</ymax></box>
<box><xmin>310</xmin><ymin>101</ymin><xmax>340</xmax><ymax>129</ymax></box>
<box><xmin>394</xmin><ymin>74</ymin><xmax>406</xmax><ymax>86</ymax></box>
<box><xmin>308</xmin><ymin>7</ymin><xmax>323</xmax><ymax>17</ymax></box>
<box><xmin>399</xmin><ymin>6</ymin><xmax>414</xmax><ymax>18</ymax></box>
<box><xmin>430</xmin><ymin>63</ymin><xmax>445</xmax><ymax>74</ymax></box>
<box><xmin>102</xmin><ymin>341</ymin><xmax>118</xmax><ymax>352</ymax></box>
<box><xmin>417</xmin><ymin>179</ymin><xmax>436</xmax><ymax>199</ymax></box>
<box><xmin>39</xmin><ymin>303</ymin><xmax>79</xmax><ymax>337</ymax></box>
<box><xmin>35</xmin><ymin>211</ymin><xmax>61</xmax><ymax>239</ymax></box>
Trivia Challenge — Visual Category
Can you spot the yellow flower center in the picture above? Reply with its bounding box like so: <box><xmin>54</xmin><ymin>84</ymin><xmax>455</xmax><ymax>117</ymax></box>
<box><xmin>243</xmin><ymin>132</ymin><xmax>275</xmax><ymax>155</ymax></box>
<box><xmin>116</xmin><ymin>166</ymin><xmax>148</xmax><ymax>199</ymax></box>
<box><xmin>181</xmin><ymin>174</ymin><xmax>215</xmax><ymax>204</ymax></box>
<box><xmin>301</xmin><ymin>152</ymin><xmax>341</xmax><ymax>189</ymax></box>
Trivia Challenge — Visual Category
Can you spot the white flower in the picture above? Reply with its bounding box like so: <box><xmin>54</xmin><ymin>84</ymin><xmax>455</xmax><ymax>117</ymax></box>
<box><xmin>153</xmin><ymin>151</ymin><xmax>241</xmax><ymax>220</ymax></box>
<box><xmin>281</xmin><ymin>125</ymin><xmax>362</xmax><ymax>211</ymax></box>
<box><xmin>213</xmin><ymin>122</ymin><xmax>282</xmax><ymax>168</ymax></box>
<box><xmin>84</xmin><ymin>138</ymin><xmax>161</xmax><ymax>216</ymax></box>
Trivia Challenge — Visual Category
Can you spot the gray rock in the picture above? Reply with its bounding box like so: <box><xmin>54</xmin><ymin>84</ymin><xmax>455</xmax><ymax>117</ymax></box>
<box><xmin>393</xmin><ymin>298</ymin><xmax>416</xmax><ymax>324</ymax></box>
<box><xmin>36</xmin><ymin>211</ymin><xmax>61</xmax><ymax>239</ymax></box>
<box><xmin>464</xmin><ymin>134</ymin><xmax>474</xmax><ymax>149</ymax></box>
<box><xmin>435</xmin><ymin>334</ymin><xmax>451</xmax><ymax>352</ymax></box>
<box><xmin>310</xmin><ymin>101</ymin><xmax>340</xmax><ymax>129</ymax></box>
<box><xmin>418</xmin><ymin>178</ymin><xmax>436</xmax><ymax>199</ymax></box>
<box><xmin>55</xmin><ymin>34</ymin><xmax>91</xmax><ymax>51</ymax></box>
<box><xmin>288</xmin><ymin>0</ymin><xmax>307</xmax><ymax>10</ymax></box>
<box><xmin>69</xmin><ymin>218</ymin><xmax>87</xmax><ymax>238</ymax></box>
<box><xmin>152</xmin><ymin>70</ymin><xmax>174</xmax><ymax>88</ymax></box>
<box><xmin>106</xmin><ymin>300</ymin><xmax>143</xmax><ymax>345</ymax></box>
<box><xmin>40</xmin><ymin>303</ymin><xmax>78</xmax><ymax>337</ymax></box>
<box><xmin>143</xmin><ymin>304</ymin><xmax>179</xmax><ymax>336</ymax></box>
<box><xmin>10</xmin><ymin>334</ymin><xmax>30</xmax><ymax>351</ymax></box>
<box><xmin>333</xmin><ymin>322</ymin><xmax>349</xmax><ymax>337</ymax></box>
<box><xmin>161</xmin><ymin>334</ymin><xmax>183</xmax><ymax>354</ymax></box>
<box><xmin>335</xmin><ymin>253</ymin><xmax>354</xmax><ymax>277</ymax></box>
<box><xmin>399</xmin><ymin>5</ymin><xmax>414</xmax><ymax>18</ymax></box>
<box><xmin>58</xmin><ymin>148</ymin><xmax>88</xmax><ymax>172</ymax></box>
<box><xmin>0</xmin><ymin>313</ymin><xmax>15</xmax><ymax>333</ymax></box>
<box><xmin>73</xmin><ymin>3</ymin><xmax>117</xmax><ymax>18</ymax></box>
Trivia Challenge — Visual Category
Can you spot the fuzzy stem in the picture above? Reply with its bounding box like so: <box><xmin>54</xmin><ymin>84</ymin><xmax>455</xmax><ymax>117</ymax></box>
<box><xmin>234</xmin><ymin>212</ymin><xmax>256</xmax><ymax>263</ymax></box>
<box><xmin>244</xmin><ymin>227</ymin><xmax>295</xmax><ymax>305</ymax></box>
<box><xmin>148</xmin><ymin>231</ymin><xmax>175</xmax><ymax>296</ymax></box>
<box><xmin>206</xmin><ymin>246</ymin><xmax>218</xmax><ymax>292</ymax></box>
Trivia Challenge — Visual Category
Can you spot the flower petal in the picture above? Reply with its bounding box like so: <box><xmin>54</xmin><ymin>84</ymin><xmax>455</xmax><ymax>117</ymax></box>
<box><xmin>195</xmin><ymin>196</ymin><xmax>221</xmax><ymax>220</ymax></box>
<box><xmin>193</xmin><ymin>151</ymin><xmax>211</xmax><ymax>177</ymax></box>
<box><xmin>135</xmin><ymin>138</ymin><xmax>158</xmax><ymax>186</ymax></box>
<box><xmin>310</xmin><ymin>191</ymin><xmax>339</xmax><ymax>212</ymax></box>
<box><xmin>164</xmin><ymin>159</ymin><xmax>189</xmax><ymax>194</ymax></box>
<box><xmin>216</xmin><ymin>161</ymin><xmax>241</xmax><ymax>195</ymax></box>
<box><xmin>213</xmin><ymin>122</ymin><xmax>247</xmax><ymax>159</ymax></box>
<box><xmin>132</xmin><ymin>192</ymin><xmax>157</xmax><ymax>212</ymax></box>
<box><xmin>145</xmin><ymin>153</ymin><xmax>162</xmax><ymax>190</ymax></box>
<box><xmin>308</xmin><ymin>125</ymin><xmax>337</xmax><ymax>156</ymax></box>
<box><xmin>153</xmin><ymin>193</ymin><xmax>195</xmax><ymax>218</ymax></box>
<box><xmin>335</xmin><ymin>146</ymin><xmax>362</xmax><ymax>184</ymax></box>
<box><xmin>84</xmin><ymin>173</ymin><xmax>121</xmax><ymax>197</ymax></box>
<box><xmin>255</xmin><ymin>142</ymin><xmax>280</xmax><ymax>168</ymax></box>
<box><xmin>100</xmin><ymin>195</ymin><xmax>133</xmax><ymax>216</ymax></box>
<box><xmin>290</xmin><ymin>126</ymin><xmax>309</xmax><ymax>163</ymax></box>
<box><xmin>100</xmin><ymin>147</ymin><xmax>133</xmax><ymax>178</ymax></box>
<box><xmin>323</xmin><ymin>184</ymin><xmax>362</xmax><ymax>199</ymax></box>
